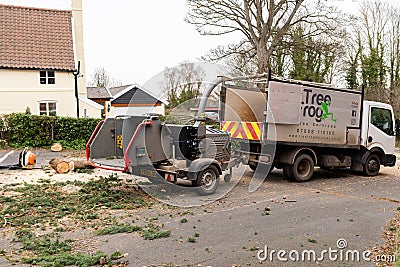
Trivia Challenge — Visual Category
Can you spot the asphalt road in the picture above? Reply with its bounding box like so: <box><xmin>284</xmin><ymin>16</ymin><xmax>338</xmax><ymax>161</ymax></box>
<box><xmin>95</xmin><ymin>165</ymin><xmax>400</xmax><ymax>267</ymax></box>
<box><xmin>0</xmin><ymin>149</ymin><xmax>398</xmax><ymax>267</ymax></box>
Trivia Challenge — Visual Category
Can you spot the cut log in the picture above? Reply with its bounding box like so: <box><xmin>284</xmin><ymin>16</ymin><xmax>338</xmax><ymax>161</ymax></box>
<box><xmin>49</xmin><ymin>158</ymin><xmax>93</xmax><ymax>174</ymax></box>
<box><xmin>50</xmin><ymin>143</ymin><xmax>63</xmax><ymax>152</ymax></box>
<box><xmin>56</xmin><ymin>162</ymin><xmax>69</xmax><ymax>174</ymax></box>
<box><xmin>72</xmin><ymin>160</ymin><xmax>93</xmax><ymax>170</ymax></box>
<box><xmin>49</xmin><ymin>158</ymin><xmax>69</xmax><ymax>174</ymax></box>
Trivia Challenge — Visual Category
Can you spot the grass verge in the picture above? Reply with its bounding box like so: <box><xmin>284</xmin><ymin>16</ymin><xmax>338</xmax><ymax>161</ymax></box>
<box><xmin>0</xmin><ymin>174</ymin><xmax>154</xmax><ymax>266</ymax></box>
<box><xmin>0</xmin><ymin>174</ymin><xmax>151</xmax><ymax>228</ymax></box>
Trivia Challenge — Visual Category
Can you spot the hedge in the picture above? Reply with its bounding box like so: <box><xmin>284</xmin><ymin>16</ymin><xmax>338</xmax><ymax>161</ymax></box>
<box><xmin>0</xmin><ymin>113</ymin><xmax>101</xmax><ymax>149</ymax></box>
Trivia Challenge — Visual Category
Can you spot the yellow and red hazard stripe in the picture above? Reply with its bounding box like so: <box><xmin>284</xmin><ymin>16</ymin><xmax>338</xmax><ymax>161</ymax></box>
<box><xmin>221</xmin><ymin>121</ymin><xmax>261</xmax><ymax>140</ymax></box>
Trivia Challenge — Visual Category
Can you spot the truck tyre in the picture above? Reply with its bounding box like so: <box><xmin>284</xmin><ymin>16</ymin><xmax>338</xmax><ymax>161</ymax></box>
<box><xmin>285</xmin><ymin>154</ymin><xmax>315</xmax><ymax>182</ymax></box>
<box><xmin>363</xmin><ymin>153</ymin><xmax>380</xmax><ymax>176</ymax></box>
<box><xmin>194</xmin><ymin>165</ymin><xmax>220</xmax><ymax>195</ymax></box>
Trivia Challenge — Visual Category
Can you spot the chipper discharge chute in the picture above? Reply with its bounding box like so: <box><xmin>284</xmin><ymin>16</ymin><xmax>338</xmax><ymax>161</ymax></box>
<box><xmin>86</xmin><ymin>115</ymin><xmax>233</xmax><ymax>195</ymax></box>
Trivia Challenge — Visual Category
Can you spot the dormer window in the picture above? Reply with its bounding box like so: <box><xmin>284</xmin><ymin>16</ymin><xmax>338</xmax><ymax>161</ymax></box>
<box><xmin>39</xmin><ymin>70</ymin><xmax>55</xmax><ymax>84</ymax></box>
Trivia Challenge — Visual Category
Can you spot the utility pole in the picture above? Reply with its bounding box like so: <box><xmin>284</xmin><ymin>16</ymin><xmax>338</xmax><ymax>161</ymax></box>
<box><xmin>73</xmin><ymin>61</ymin><xmax>81</xmax><ymax>118</ymax></box>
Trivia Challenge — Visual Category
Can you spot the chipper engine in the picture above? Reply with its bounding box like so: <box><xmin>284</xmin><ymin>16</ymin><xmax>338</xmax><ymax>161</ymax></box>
<box><xmin>86</xmin><ymin>115</ymin><xmax>232</xmax><ymax>195</ymax></box>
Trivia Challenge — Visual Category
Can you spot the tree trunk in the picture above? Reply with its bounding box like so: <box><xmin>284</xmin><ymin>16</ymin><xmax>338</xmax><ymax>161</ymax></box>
<box><xmin>256</xmin><ymin>41</ymin><xmax>269</xmax><ymax>74</ymax></box>
<box><xmin>49</xmin><ymin>158</ymin><xmax>93</xmax><ymax>174</ymax></box>
<box><xmin>72</xmin><ymin>160</ymin><xmax>93</xmax><ymax>170</ymax></box>
<box><xmin>49</xmin><ymin>159</ymin><xmax>70</xmax><ymax>174</ymax></box>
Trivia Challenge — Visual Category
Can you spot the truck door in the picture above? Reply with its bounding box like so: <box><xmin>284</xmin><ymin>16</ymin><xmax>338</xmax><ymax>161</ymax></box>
<box><xmin>367</xmin><ymin>105</ymin><xmax>396</xmax><ymax>155</ymax></box>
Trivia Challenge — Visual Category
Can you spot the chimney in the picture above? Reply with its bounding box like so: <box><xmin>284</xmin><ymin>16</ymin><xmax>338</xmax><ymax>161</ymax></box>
<box><xmin>72</xmin><ymin>0</ymin><xmax>87</xmax><ymax>96</ymax></box>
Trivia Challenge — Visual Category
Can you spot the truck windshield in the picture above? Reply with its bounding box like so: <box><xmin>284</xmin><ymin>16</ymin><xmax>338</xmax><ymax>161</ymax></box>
<box><xmin>371</xmin><ymin>107</ymin><xmax>393</xmax><ymax>135</ymax></box>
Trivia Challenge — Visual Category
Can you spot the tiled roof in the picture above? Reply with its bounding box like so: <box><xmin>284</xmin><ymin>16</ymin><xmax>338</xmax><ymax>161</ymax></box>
<box><xmin>87</xmin><ymin>87</ymin><xmax>112</xmax><ymax>99</ymax></box>
<box><xmin>0</xmin><ymin>5</ymin><xmax>75</xmax><ymax>71</ymax></box>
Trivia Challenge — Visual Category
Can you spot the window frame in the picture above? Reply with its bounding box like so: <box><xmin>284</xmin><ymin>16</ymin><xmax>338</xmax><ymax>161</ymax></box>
<box><xmin>370</xmin><ymin>107</ymin><xmax>394</xmax><ymax>136</ymax></box>
<box><xmin>38</xmin><ymin>101</ymin><xmax>58</xmax><ymax>116</ymax></box>
<box><xmin>39</xmin><ymin>70</ymin><xmax>56</xmax><ymax>85</ymax></box>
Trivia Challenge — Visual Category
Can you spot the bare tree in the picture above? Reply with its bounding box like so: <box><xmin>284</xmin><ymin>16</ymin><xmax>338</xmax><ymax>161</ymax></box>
<box><xmin>163</xmin><ymin>62</ymin><xmax>205</xmax><ymax>109</ymax></box>
<box><xmin>186</xmin><ymin>0</ymin><xmax>343</xmax><ymax>74</ymax></box>
<box><xmin>285</xmin><ymin>22</ymin><xmax>346</xmax><ymax>83</ymax></box>
<box><xmin>388</xmin><ymin>6</ymin><xmax>400</xmax><ymax>117</ymax></box>
<box><xmin>343</xmin><ymin>0</ymin><xmax>400</xmax><ymax>116</ymax></box>
<box><xmin>88</xmin><ymin>67</ymin><xmax>121</xmax><ymax>88</ymax></box>
<box><xmin>357</xmin><ymin>1</ymin><xmax>389</xmax><ymax>102</ymax></box>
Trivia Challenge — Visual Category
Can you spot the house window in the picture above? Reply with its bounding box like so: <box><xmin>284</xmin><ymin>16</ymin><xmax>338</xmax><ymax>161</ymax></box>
<box><xmin>39</xmin><ymin>70</ymin><xmax>55</xmax><ymax>84</ymax></box>
<box><xmin>39</xmin><ymin>101</ymin><xmax>57</xmax><ymax>116</ymax></box>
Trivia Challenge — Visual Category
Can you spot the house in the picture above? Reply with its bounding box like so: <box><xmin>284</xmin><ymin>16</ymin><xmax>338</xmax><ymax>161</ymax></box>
<box><xmin>0</xmin><ymin>1</ymin><xmax>102</xmax><ymax>118</ymax></box>
<box><xmin>108</xmin><ymin>84</ymin><xmax>166</xmax><ymax>117</ymax></box>
<box><xmin>87</xmin><ymin>87</ymin><xmax>112</xmax><ymax>117</ymax></box>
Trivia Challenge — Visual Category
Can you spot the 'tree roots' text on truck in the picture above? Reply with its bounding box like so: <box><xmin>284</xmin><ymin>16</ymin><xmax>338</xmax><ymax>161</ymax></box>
<box><xmin>218</xmin><ymin>74</ymin><xmax>396</xmax><ymax>182</ymax></box>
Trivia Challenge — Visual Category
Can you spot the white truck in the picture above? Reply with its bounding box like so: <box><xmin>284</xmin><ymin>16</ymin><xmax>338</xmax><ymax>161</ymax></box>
<box><xmin>199</xmin><ymin>73</ymin><xmax>397</xmax><ymax>182</ymax></box>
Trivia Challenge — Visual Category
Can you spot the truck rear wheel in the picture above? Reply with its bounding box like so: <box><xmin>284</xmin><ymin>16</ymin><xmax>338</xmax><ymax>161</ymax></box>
<box><xmin>363</xmin><ymin>153</ymin><xmax>380</xmax><ymax>176</ymax></box>
<box><xmin>284</xmin><ymin>154</ymin><xmax>314</xmax><ymax>182</ymax></box>
<box><xmin>194</xmin><ymin>165</ymin><xmax>219</xmax><ymax>195</ymax></box>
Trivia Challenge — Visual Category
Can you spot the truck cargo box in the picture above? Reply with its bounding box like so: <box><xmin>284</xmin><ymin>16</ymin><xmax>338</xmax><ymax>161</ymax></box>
<box><xmin>221</xmin><ymin>78</ymin><xmax>363</xmax><ymax>148</ymax></box>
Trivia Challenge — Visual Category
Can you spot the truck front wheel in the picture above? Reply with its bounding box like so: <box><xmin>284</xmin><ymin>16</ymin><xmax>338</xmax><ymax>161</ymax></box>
<box><xmin>284</xmin><ymin>154</ymin><xmax>314</xmax><ymax>182</ymax></box>
<box><xmin>363</xmin><ymin>153</ymin><xmax>380</xmax><ymax>176</ymax></box>
<box><xmin>194</xmin><ymin>165</ymin><xmax>220</xmax><ymax>195</ymax></box>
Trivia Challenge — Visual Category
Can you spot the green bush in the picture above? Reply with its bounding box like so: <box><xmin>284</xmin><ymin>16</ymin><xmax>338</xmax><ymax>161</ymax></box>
<box><xmin>0</xmin><ymin>113</ymin><xmax>101</xmax><ymax>149</ymax></box>
<box><xmin>54</xmin><ymin>117</ymin><xmax>100</xmax><ymax>143</ymax></box>
<box><xmin>1</xmin><ymin>113</ymin><xmax>54</xmax><ymax>147</ymax></box>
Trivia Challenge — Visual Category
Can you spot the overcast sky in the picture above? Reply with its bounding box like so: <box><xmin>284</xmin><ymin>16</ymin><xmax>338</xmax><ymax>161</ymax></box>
<box><xmin>0</xmin><ymin>0</ymin><xmax>235</xmax><ymax>87</ymax></box>
<box><xmin>1</xmin><ymin>0</ymin><xmax>361</xmax><ymax>88</ymax></box>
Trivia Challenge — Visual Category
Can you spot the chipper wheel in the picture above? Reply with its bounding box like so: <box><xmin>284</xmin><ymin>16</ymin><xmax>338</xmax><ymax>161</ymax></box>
<box><xmin>194</xmin><ymin>165</ymin><xmax>220</xmax><ymax>195</ymax></box>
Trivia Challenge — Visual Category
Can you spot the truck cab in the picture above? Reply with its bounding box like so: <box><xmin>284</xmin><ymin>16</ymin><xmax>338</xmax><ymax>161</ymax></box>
<box><xmin>360</xmin><ymin>101</ymin><xmax>396</xmax><ymax>174</ymax></box>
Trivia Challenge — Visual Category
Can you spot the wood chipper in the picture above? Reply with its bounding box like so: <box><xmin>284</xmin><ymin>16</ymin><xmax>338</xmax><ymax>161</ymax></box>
<box><xmin>86</xmin><ymin>114</ymin><xmax>233</xmax><ymax>195</ymax></box>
